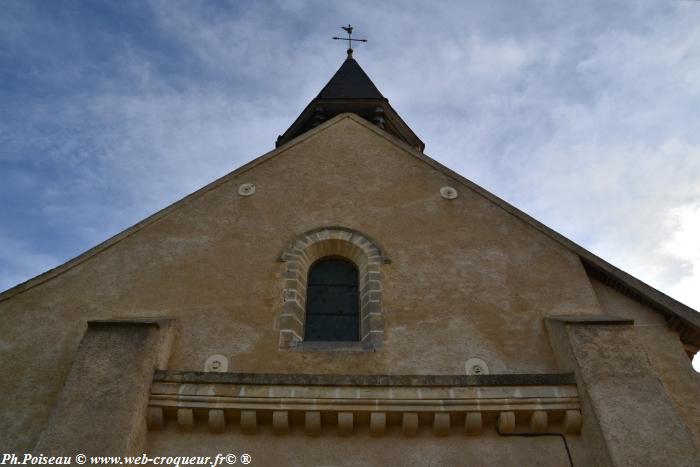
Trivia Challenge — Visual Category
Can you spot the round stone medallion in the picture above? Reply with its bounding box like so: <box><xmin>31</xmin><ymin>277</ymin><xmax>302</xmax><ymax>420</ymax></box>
<box><xmin>238</xmin><ymin>183</ymin><xmax>256</xmax><ymax>197</ymax></box>
<box><xmin>440</xmin><ymin>186</ymin><xmax>458</xmax><ymax>200</ymax></box>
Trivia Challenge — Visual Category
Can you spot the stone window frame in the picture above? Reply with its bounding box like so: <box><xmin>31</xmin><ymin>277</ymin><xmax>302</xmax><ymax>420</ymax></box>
<box><xmin>277</xmin><ymin>227</ymin><xmax>388</xmax><ymax>351</ymax></box>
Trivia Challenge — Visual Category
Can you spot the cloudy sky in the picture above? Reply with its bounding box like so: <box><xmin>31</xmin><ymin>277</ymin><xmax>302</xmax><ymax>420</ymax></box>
<box><xmin>1</xmin><ymin>1</ymin><xmax>699</xmax><ymax>368</ymax></box>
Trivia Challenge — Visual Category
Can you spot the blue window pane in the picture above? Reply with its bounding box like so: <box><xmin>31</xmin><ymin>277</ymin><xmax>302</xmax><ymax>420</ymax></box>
<box><xmin>305</xmin><ymin>258</ymin><xmax>359</xmax><ymax>341</ymax></box>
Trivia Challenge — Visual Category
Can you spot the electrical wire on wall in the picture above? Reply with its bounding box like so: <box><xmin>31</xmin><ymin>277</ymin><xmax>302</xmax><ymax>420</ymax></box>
<box><xmin>495</xmin><ymin>427</ymin><xmax>574</xmax><ymax>467</ymax></box>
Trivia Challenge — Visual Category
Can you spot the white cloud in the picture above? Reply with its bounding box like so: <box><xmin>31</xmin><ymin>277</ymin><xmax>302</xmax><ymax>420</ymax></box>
<box><xmin>661</xmin><ymin>204</ymin><xmax>700</xmax><ymax>308</ymax></box>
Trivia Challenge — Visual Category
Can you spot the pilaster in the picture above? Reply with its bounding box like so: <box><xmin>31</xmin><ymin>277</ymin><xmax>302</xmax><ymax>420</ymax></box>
<box><xmin>34</xmin><ymin>318</ymin><xmax>176</xmax><ymax>457</ymax></box>
<box><xmin>546</xmin><ymin>315</ymin><xmax>699</xmax><ymax>466</ymax></box>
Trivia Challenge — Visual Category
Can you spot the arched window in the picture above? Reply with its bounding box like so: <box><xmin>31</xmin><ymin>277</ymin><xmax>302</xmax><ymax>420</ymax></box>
<box><xmin>277</xmin><ymin>227</ymin><xmax>386</xmax><ymax>350</ymax></box>
<box><xmin>304</xmin><ymin>257</ymin><xmax>359</xmax><ymax>341</ymax></box>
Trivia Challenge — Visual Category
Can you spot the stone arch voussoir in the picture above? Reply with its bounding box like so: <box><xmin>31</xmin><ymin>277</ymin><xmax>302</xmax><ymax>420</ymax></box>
<box><xmin>277</xmin><ymin>227</ymin><xmax>387</xmax><ymax>350</ymax></box>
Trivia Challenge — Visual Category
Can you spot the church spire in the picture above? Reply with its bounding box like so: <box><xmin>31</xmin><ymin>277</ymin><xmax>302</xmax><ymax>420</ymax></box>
<box><xmin>275</xmin><ymin>28</ymin><xmax>424</xmax><ymax>152</ymax></box>
<box><xmin>316</xmin><ymin>52</ymin><xmax>383</xmax><ymax>100</ymax></box>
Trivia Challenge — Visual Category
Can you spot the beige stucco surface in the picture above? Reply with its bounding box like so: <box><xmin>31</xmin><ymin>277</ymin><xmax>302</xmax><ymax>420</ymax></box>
<box><xmin>3</xmin><ymin>114</ymin><xmax>697</xmax><ymax>463</ymax></box>
<box><xmin>546</xmin><ymin>316</ymin><xmax>700</xmax><ymax>466</ymax></box>
<box><xmin>147</xmin><ymin>429</ymin><xmax>582</xmax><ymax>467</ymax></box>
<box><xmin>591</xmin><ymin>279</ymin><xmax>700</xmax><ymax>447</ymax></box>
<box><xmin>34</xmin><ymin>320</ymin><xmax>174</xmax><ymax>457</ymax></box>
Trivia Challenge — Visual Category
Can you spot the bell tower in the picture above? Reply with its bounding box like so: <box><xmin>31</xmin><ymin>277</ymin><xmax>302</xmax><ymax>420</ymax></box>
<box><xmin>276</xmin><ymin>26</ymin><xmax>424</xmax><ymax>152</ymax></box>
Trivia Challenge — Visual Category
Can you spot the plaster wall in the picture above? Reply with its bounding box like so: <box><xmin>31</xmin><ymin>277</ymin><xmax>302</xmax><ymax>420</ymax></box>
<box><xmin>34</xmin><ymin>320</ymin><xmax>174</xmax><ymax>457</ymax></box>
<box><xmin>147</xmin><ymin>429</ymin><xmax>583</xmax><ymax>467</ymax></box>
<box><xmin>546</xmin><ymin>317</ymin><xmax>700</xmax><ymax>466</ymax></box>
<box><xmin>1</xmin><ymin>115</ymin><xmax>602</xmax><ymax>452</ymax></box>
<box><xmin>590</xmin><ymin>278</ymin><xmax>700</xmax><ymax>447</ymax></box>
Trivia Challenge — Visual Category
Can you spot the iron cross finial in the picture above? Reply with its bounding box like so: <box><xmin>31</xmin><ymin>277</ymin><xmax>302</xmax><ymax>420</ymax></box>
<box><xmin>332</xmin><ymin>24</ymin><xmax>367</xmax><ymax>58</ymax></box>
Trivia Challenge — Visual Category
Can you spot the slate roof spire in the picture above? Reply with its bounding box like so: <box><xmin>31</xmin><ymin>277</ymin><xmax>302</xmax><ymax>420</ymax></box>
<box><xmin>317</xmin><ymin>53</ymin><xmax>384</xmax><ymax>100</ymax></box>
<box><xmin>276</xmin><ymin>33</ymin><xmax>424</xmax><ymax>152</ymax></box>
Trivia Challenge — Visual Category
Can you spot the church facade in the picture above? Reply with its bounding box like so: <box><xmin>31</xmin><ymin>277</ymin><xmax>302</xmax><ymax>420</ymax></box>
<box><xmin>1</xmin><ymin>50</ymin><xmax>699</xmax><ymax>466</ymax></box>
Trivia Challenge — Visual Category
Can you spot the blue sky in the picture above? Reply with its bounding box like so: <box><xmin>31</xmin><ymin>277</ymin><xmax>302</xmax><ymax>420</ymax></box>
<box><xmin>2</xmin><ymin>1</ymin><xmax>700</xmax><ymax>368</ymax></box>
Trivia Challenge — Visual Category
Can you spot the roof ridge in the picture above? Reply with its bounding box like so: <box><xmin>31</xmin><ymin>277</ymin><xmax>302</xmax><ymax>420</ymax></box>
<box><xmin>0</xmin><ymin>114</ymin><xmax>354</xmax><ymax>304</ymax></box>
<box><xmin>2</xmin><ymin>113</ymin><xmax>697</xmax><ymax>336</ymax></box>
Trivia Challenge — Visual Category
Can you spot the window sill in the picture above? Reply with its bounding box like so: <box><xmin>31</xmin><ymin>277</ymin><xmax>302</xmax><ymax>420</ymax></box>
<box><xmin>289</xmin><ymin>340</ymin><xmax>379</xmax><ymax>353</ymax></box>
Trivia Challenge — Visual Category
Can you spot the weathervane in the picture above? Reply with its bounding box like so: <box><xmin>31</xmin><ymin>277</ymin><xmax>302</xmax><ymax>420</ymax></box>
<box><xmin>333</xmin><ymin>24</ymin><xmax>367</xmax><ymax>58</ymax></box>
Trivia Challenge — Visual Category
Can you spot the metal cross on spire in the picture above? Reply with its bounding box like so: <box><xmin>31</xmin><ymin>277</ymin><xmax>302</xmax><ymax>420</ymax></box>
<box><xmin>332</xmin><ymin>25</ymin><xmax>367</xmax><ymax>58</ymax></box>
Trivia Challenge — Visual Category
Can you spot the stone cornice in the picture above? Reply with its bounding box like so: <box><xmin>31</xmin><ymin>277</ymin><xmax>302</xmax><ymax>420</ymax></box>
<box><xmin>153</xmin><ymin>370</ymin><xmax>576</xmax><ymax>387</ymax></box>
<box><xmin>148</xmin><ymin>371</ymin><xmax>581</xmax><ymax>437</ymax></box>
